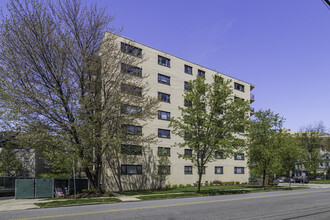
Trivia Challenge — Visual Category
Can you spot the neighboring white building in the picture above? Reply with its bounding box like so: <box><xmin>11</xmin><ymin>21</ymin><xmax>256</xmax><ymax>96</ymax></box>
<box><xmin>102</xmin><ymin>34</ymin><xmax>255</xmax><ymax>191</ymax></box>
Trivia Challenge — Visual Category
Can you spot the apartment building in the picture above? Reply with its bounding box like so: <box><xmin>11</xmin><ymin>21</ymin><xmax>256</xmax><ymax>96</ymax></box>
<box><xmin>102</xmin><ymin>34</ymin><xmax>255</xmax><ymax>191</ymax></box>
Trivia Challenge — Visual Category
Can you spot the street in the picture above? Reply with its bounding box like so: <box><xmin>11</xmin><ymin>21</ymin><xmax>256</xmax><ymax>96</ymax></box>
<box><xmin>2</xmin><ymin>188</ymin><xmax>330</xmax><ymax>220</ymax></box>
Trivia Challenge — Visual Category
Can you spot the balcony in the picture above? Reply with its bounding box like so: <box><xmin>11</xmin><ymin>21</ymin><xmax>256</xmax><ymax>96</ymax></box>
<box><xmin>250</xmin><ymin>107</ymin><xmax>255</xmax><ymax>115</ymax></box>
<box><xmin>250</xmin><ymin>94</ymin><xmax>255</xmax><ymax>103</ymax></box>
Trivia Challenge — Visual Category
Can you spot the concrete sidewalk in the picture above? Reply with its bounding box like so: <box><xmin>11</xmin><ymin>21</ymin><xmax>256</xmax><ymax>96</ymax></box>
<box><xmin>0</xmin><ymin>197</ymin><xmax>49</xmax><ymax>212</ymax></box>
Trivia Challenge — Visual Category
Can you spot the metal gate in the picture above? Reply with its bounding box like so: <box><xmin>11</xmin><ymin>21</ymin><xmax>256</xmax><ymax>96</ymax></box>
<box><xmin>35</xmin><ymin>178</ymin><xmax>53</xmax><ymax>198</ymax></box>
<box><xmin>15</xmin><ymin>179</ymin><xmax>34</xmax><ymax>199</ymax></box>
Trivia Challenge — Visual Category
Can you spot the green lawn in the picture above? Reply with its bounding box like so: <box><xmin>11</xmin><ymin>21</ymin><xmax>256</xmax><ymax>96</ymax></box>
<box><xmin>309</xmin><ymin>179</ymin><xmax>330</xmax><ymax>184</ymax></box>
<box><xmin>118</xmin><ymin>184</ymin><xmax>285</xmax><ymax>196</ymax></box>
<box><xmin>36</xmin><ymin>197</ymin><xmax>121</xmax><ymax>208</ymax></box>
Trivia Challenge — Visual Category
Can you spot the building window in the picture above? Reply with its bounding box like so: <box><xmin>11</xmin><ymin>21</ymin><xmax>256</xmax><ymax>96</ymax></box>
<box><xmin>121</xmin><ymin>145</ymin><xmax>142</xmax><ymax>155</ymax></box>
<box><xmin>197</xmin><ymin>150</ymin><xmax>204</xmax><ymax>158</ymax></box>
<box><xmin>24</xmin><ymin>157</ymin><xmax>30</xmax><ymax>163</ymax></box>
<box><xmin>184</xmin><ymin>65</ymin><xmax>192</xmax><ymax>75</ymax></box>
<box><xmin>25</xmin><ymin>147</ymin><xmax>30</xmax><ymax>153</ymax></box>
<box><xmin>215</xmin><ymin>151</ymin><xmax>224</xmax><ymax>159</ymax></box>
<box><xmin>121</xmin><ymin>165</ymin><xmax>142</xmax><ymax>175</ymax></box>
<box><xmin>158</xmin><ymin>74</ymin><xmax>170</xmax><ymax>85</ymax></box>
<box><xmin>234</xmin><ymin>82</ymin><xmax>245</xmax><ymax>92</ymax></box>
<box><xmin>199</xmin><ymin>166</ymin><xmax>206</xmax><ymax>174</ymax></box>
<box><xmin>158</xmin><ymin>165</ymin><xmax>171</xmax><ymax>175</ymax></box>
<box><xmin>184</xmin><ymin>81</ymin><xmax>192</xmax><ymax>91</ymax></box>
<box><xmin>158</xmin><ymin>111</ymin><xmax>170</xmax><ymax>121</ymax></box>
<box><xmin>158</xmin><ymin>92</ymin><xmax>170</xmax><ymax>103</ymax></box>
<box><xmin>184</xmin><ymin>99</ymin><xmax>192</xmax><ymax>107</ymax></box>
<box><xmin>234</xmin><ymin>153</ymin><xmax>244</xmax><ymax>160</ymax></box>
<box><xmin>158</xmin><ymin>129</ymin><xmax>170</xmax><ymax>139</ymax></box>
<box><xmin>121</xmin><ymin>63</ymin><xmax>142</xmax><ymax>77</ymax></box>
<box><xmin>121</xmin><ymin>105</ymin><xmax>141</xmax><ymax>114</ymax></box>
<box><xmin>215</xmin><ymin>166</ymin><xmax>223</xmax><ymax>174</ymax></box>
<box><xmin>184</xmin><ymin>149</ymin><xmax>192</xmax><ymax>156</ymax></box>
<box><xmin>234</xmin><ymin>167</ymin><xmax>245</xmax><ymax>174</ymax></box>
<box><xmin>234</xmin><ymin>97</ymin><xmax>245</xmax><ymax>102</ymax></box>
<box><xmin>184</xmin><ymin>166</ymin><xmax>193</xmax><ymax>174</ymax></box>
<box><xmin>158</xmin><ymin>147</ymin><xmax>171</xmax><ymax>156</ymax></box>
<box><xmin>121</xmin><ymin>42</ymin><xmax>142</xmax><ymax>57</ymax></box>
<box><xmin>158</xmin><ymin>55</ymin><xmax>170</xmax><ymax>67</ymax></box>
<box><xmin>121</xmin><ymin>84</ymin><xmax>142</xmax><ymax>97</ymax></box>
<box><xmin>198</xmin><ymin>70</ymin><xmax>205</xmax><ymax>77</ymax></box>
<box><xmin>122</xmin><ymin>125</ymin><xmax>142</xmax><ymax>135</ymax></box>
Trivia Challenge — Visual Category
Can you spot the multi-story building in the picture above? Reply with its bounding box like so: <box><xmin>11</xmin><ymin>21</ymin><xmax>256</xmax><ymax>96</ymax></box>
<box><xmin>102</xmin><ymin>34</ymin><xmax>255</xmax><ymax>191</ymax></box>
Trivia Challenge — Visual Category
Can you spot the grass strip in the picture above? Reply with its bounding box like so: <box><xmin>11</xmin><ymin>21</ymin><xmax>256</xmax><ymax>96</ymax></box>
<box><xmin>36</xmin><ymin>197</ymin><xmax>121</xmax><ymax>208</ymax></box>
<box><xmin>309</xmin><ymin>180</ymin><xmax>330</xmax><ymax>184</ymax></box>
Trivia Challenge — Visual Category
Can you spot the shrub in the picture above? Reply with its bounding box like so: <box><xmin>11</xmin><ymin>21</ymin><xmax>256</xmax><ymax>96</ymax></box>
<box><xmin>179</xmin><ymin>184</ymin><xmax>185</xmax><ymax>188</ymax></box>
<box><xmin>165</xmin><ymin>184</ymin><xmax>171</xmax><ymax>189</ymax></box>
<box><xmin>213</xmin><ymin>180</ymin><xmax>222</xmax><ymax>185</ymax></box>
<box><xmin>209</xmin><ymin>182</ymin><xmax>214</xmax><ymax>186</ymax></box>
<box><xmin>172</xmin><ymin>184</ymin><xmax>178</xmax><ymax>189</ymax></box>
<box><xmin>193</xmin><ymin>183</ymin><xmax>198</xmax><ymax>187</ymax></box>
<box><xmin>236</xmin><ymin>181</ymin><xmax>240</xmax><ymax>185</ymax></box>
<box><xmin>269</xmin><ymin>182</ymin><xmax>278</xmax><ymax>186</ymax></box>
<box><xmin>204</xmin><ymin>182</ymin><xmax>209</xmax><ymax>186</ymax></box>
<box><xmin>186</xmin><ymin>184</ymin><xmax>192</xmax><ymax>187</ymax></box>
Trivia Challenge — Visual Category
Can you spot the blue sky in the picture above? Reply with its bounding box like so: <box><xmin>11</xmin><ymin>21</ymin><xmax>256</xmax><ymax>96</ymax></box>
<box><xmin>1</xmin><ymin>0</ymin><xmax>330</xmax><ymax>131</ymax></box>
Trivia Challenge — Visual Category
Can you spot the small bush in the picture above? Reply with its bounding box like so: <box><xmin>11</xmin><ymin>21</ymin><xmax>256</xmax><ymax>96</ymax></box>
<box><xmin>236</xmin><ymin>181</ymin><xmax>240</xmax><ymax>185</ymax></box>
<box><xmin>269</xmin><ymin>182</ymin><xmax>278</xmax><ymax>186</ymax></box>
<box><xmin>213</xmin><ymin>180</ymin><xmax>222</xmax><ymax>185</ymax></box>
<box><xmin>165</xmin><ymin>184</ymin><xmax>171</xmax><ymax>189</ymax></box>
<box><xmin>209</xmin><ymin>182</ymin><xmax>214</xmax><ymax>186</ymax></box>
<box><xmin>193</xmin><ymin>183</ymin><xmax>198</xmax><ymax>187</ymax></box>
<box><xmin>204</xmin><ymin>182</ymin><xmax>209</xmax><ymax>186</ymax></box>
<box><xmin>179</xmin><ymin>184</ymin><xmax>185</xmax><ymax>188</ymax></box>
<box><xmin>172</xmin><ymin>184</ymin><xmax>178</xmax><ymax>189</ymax></box>
<box><xmin>186</xmin><ymin>184</ymin><xmax>192</xmax><ymax>187</ymax></box>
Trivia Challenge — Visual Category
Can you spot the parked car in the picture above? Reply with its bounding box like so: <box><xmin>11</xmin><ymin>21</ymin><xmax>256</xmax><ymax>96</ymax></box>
<box><xmin>283</xmin><ymin>177</ymin><xmax>295</xmax><ymax>183</ymax></box>
<box><xmin>273</xmin><ymin>178</ymin><xmax>284</xmax><ymax>183</ymax></box>
<box><xmin>294</xmin><ymin>177</ymin><xmax>309</xmax><ymax>184</ymax></box>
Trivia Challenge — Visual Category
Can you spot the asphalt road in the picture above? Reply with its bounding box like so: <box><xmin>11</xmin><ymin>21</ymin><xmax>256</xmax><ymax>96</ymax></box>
<box><xmin>3</xmin><ymin>188</ymin><xmax>330</xmax><ymax>220</ymax></box>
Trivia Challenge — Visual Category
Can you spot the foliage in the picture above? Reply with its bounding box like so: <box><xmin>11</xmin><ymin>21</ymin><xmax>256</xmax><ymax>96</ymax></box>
<box><xmin>153</xmin><ymin>148</ymin><xmax>171</xmax><ymax>190</ymax></box>
<box><xmin>36</xmin><ymin>197</ymin><xmax>121</xmax><ymax>208</ymax></box>
<box><xmin>39</xmin><ymin>173</ymin><xmax>71</xmax><ymax>178</ymax></box>
<box><xmin>179</xmin><ymin>184</ymin><xmax>185</xmax><ymax>188</ymax></box>
<box><xmin>0</xmin><ymin>143</ymin><xmax>23</xmax><ymax>176</ymax></box>
<box><xmin>247</xmin><ymin>109</ymin><xmax>286</xmax><ymax>187</ymax></box>
<box><xmin>297</xmin><ymin>122</ymin><xmax>326</xmax><ymax>178</ymax></box>
<box><xmin>170</xmin><ymin>75</ymin><xmax>250</xmax><ymax>192</ymax></box>
<box><xmin>0</xmin><ymin>0</ymin><xmax>158</xmax><ymax>189</ymax></box>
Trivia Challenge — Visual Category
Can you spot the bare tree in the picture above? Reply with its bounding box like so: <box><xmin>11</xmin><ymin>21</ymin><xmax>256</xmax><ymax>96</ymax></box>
<box><xmin>0</xmin><ymin>0</ymin><xmax>158</xmax><ymax>189</ymax></box>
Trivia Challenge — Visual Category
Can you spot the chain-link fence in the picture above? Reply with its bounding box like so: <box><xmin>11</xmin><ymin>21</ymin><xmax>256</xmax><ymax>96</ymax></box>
<box><xmin>0</xmin><ymin>177</ymin><xmax>16</xmax><ymax>189</ymax></box>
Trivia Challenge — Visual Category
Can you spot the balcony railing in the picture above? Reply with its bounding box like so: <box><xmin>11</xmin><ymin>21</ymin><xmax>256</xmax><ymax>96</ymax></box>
<box><xmin>250</xmin><ymin>107</ymin><xmax>255</xmax><ymax>115</ymax></box>
<box><xmin>250</xmin><ymin>94</ymin><xmax>255</xmax><ymax>103</ymax></box>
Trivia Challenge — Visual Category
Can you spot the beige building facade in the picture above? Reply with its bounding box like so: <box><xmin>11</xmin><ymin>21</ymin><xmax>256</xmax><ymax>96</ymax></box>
<box><xmin>102</xmin><ymin>34</ymin><xmax>255</xmax><ymax>191</ymax></box>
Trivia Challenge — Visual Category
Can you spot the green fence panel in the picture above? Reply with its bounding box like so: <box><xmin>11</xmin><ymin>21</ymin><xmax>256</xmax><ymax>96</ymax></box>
<box><xmin>15</xmin><ymin>179</ymin><xmax>34</xmax><ymax>199</ymax></box>
<box><xmin>35</xmin><ymin>178</ymin><xmax>53</xmax><ymax>198</ymax></box>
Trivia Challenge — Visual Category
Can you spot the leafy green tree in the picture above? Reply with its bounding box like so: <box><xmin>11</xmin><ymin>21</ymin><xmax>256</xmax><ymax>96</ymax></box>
<box><xmin>277</xmin><ymin>133</ymin><xmax>304</xmax><ymax>178</ymax></box>
<box><xmin>153</xmin><ymin>148</ymin><xmax>171</xmax><ymax>189</ymax></box>
<box><xmin>298</xmin><ymin>122</ymin><xmax>325</xmax><ymax>178</ymax></box>
<box><xmin>0</xmin><ymin>143</ymin><xmax>23</xmax><ymax>176</ymax></box>
<box><xmin>0</xmin><ymin>0</ymin><xmax>158</xmax><ymax>189</ymax></box>
<box><xmin>170</xmin><ymin>75</ymin><xmax>250</xmax><ymax>193</ymax></box>
<box><xmin>247</xmin><ymin>109</ymin><xmax>285</xmax><ymax>187</ymax></box>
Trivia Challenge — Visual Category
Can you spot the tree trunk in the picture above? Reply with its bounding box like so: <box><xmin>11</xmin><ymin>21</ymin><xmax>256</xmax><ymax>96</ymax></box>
<box><xmin>262</xmin><ymin>168</ymin><xmax>266</xmax><ymax>188</ymax></box>
<box><xmin>197</xmin><ymin>170</ymin><xmax>203</xmax><ymax>193</ymax></box>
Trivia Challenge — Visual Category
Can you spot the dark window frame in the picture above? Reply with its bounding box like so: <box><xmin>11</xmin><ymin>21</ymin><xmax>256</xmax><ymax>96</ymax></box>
<box><xmin>234</xmin><ymin>167</ymin><xmax>245</xmax><ymax>174</ymax></box>
<box><xmin>158</xmin><ymin>92</ymin><xmax>171</xmax><ymax>103</ymax></box>
<box><xmin>234</xmin><ymin>153</ymin><xmax>244</xmax><ymax>160</ymax></box>
<box><xmin>198</xmin><ymin>70</ymin><xmax>205</xmax><ymax>77</ymax></box>
<box><xmin>158</xmin><ymin>147</ymin><xmax>171</xmax><ymax>156</ymax></box>
<box><xmin>122</xmin><ymin>124</ymin><xmax>142</xmax><ymax>135</ymax></box>
<box><xmin>184</xmin><ymin>166</ymin><xmax>193</xmax><ymax>174</ymax></box>
<box><xmin>234</xmin><ymin>82</ymin><xmax>245</xmax><ymax>92</ymax></box>
<box><xmin>158</xmin><ymin>55</ymin><xmax>171</xmax><ymax>67</ymax></box>
<box><xmin>158</xmin><ymin>129</ymin><xmax>171</xmax><ymax>139</ymax></box>
<box><xmin>215</xmin><ymin>166</ymin><xmax>224</xmax><ymax>174</ymax></box>
<box><xmin>184</xmin><ymin>65</ymin><xmax>193</xmax><ymax>75</ymax></box>
<box><xmin>215</xmin><ymin>151</ymin><xmax>224</xmax><ymax>159</ymax></box>
<box><xmin>121</xmin><ymin>104</ymin><xmax>142</xmax><ymax>114</ymax></box>
<box><xmin>184</xmin><ymin>81</ymin><xmax>192</xmax><ymax>91</ymax></box>
<box><xmin>158</xmin><ymin>74</ymin><xmax>170</xmax><ymax>85</ymax></box>
<box><xmin>184</xmin><ymin>149</ymin><xmax>193</xmax><ymax>156</ymax></box>
<box><xmin>158</xmin><ymin>110</ymin><xmax>170</xmax><ymax>121</ymax></box>
<box><xmin>121</xmin><ymin>42</ymin><xmax>142</xmax><ymax>58</ymax></box>
<box><xmin>121</xmin><ymin>84</ymin><xmax>142</xmax><ymax>97</ymax></box>
<box><xmin>158</xmin><ymin>165</ymin><xmax>171</xmax><ymax>175</ymax></box>
<box><xmin>121</xmin><ymin>165</ymin><xmax>142</xmax><ymax>175</ymax></box>
<box><xmin>121</xmin><ymin>63</ymin><xmax>142</xmax><ymax>77</ymax></box>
